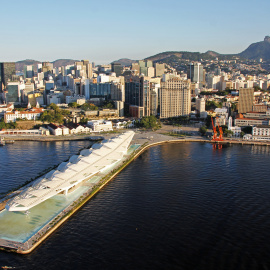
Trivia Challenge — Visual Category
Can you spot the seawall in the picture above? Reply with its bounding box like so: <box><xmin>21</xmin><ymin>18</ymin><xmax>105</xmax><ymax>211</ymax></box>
<box><xmin>1</xmin><ymin>135</ymin><xmax>104</xmax><ymax>142</ymax></box>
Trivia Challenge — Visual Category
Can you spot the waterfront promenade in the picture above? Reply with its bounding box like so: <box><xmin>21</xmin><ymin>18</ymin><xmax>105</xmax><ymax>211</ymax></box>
<box><xmin>2</xmin><ymin>122</ymin><xmax>270</xmax><ymax>146</ymax></box>
<box><xmin>1</xmin><ymin>134</ymin><xmax>104</xmax><ymax>142</ymax></box>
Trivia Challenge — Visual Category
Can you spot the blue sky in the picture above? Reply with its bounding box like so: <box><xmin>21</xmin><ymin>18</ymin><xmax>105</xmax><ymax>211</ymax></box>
<box><xmin>0</xmin><ymin>0</ymin><xmax>269</xmax><ymax>63</ymax></box>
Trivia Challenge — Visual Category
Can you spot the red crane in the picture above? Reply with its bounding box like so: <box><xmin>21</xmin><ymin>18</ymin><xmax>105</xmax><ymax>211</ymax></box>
<box><xmin>211</xmin><ymin>117</ymin><xmax>223</xmax><ymax>149</ymax></box>
<box><xmin>217</xmin><ymin>124</ymin><xmax>223</xmax><ymax>141</ymax></box>
<box><xmin>211</xmin><ymin>117</ymin><xmax>218</xmax><ymax>141</ymax></box>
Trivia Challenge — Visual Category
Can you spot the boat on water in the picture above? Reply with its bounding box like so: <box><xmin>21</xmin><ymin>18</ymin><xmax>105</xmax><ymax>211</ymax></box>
<box><xmin>0</xmin><ymin>138</ymin><xmax>5</xmax><ymax>146</ymax></box>
<box><xmin>6</xmin><ymin>131</ymin><xmax>135</xmax><ymax>212</ymax></box>
<box><xmin>5</xmin><ymin>140</ymin><xmax>15</xmax><ymax>144</ymax></box>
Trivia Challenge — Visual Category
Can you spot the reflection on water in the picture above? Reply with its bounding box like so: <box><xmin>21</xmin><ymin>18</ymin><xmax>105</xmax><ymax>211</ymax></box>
<box><xmin>251</xmin><ymin>144</ymin><xmax>270</xmax><ymax>155</ymax></box>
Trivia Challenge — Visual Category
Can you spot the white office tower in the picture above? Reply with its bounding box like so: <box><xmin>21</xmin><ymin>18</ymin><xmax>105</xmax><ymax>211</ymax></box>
<box><xmin>115</xmin><ymin>101</ymin><xmax>124</xmax><ymax>117</ymax></box>
<box><xmin>37</xmin><ymin>63</ymin><xmax>42</xmax><ymax>73</ymax></box>
<box><xmin>196</xmin><ymin>98</ymin><xmax>205</xmax><ymax>113</ymax></box>
<box><xmin>228</xmin><ymin>116</ymin><xmax>233</xmax><ymax>129</ymax></box>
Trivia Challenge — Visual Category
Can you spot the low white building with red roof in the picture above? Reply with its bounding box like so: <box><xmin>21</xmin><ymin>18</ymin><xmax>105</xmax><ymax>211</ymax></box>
<box><xmin>4</xmin><ymin>107</ymin><xmax>44</xmax><ymax>123</ymax></box>
<box><xmin>47</xmin><ymin>123</ymin><xmax>63</xmax><ymax>136</ymax></box>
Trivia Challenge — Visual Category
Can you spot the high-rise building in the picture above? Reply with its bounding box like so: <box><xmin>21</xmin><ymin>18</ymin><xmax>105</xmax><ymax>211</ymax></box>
<box><xmin>37</xmin><ymin>63</ymin><xmax>42</xmax><ymax>73</ymax></box>
<box><xmin>6</xmin><ymin>82</ymin><xmax>21</xmax><ymax>104</ymax></box>
<box><xmin>24</xmin><ymin>65</ymin><xmax>34</xmax><ymax>79</ymax></box>
<box><xmin>0</xmin><ymin>62</ymin><xmax>16</xmax><ymax>92</ymax></box>
<box><xmin>89</xmin><ymin>82</ymin><xmax>111</xmax><ymax>99</ymax></box>
<box><xmin>146</xmin><ymin>61</ymin><xmax>153</xmax><ymax>68</ymax></box>
<box><xmin>114</xmin><ymin>101</ymin><xmax>124</xmax><ymax>117</ymax></box>
<box><xmin>111</xmin><ymin>82</ymin><xmax>125</xmax><ymax>101</ymax></box>
<box><xmin>139</xmin><ymin>60</ymin><xmax>146</xmax><ymax>68</ymax></box>
<box><xmin>155</xmin><ymin>63</ymin><xmax>165</xmax><ymax>77</ymax></box>
<box><xmin>150</xmin><ymin>87</ymin><xmax>158</xmax><ymax>116</ymax></box>
<box><xmin>131</xmin><ymin>63</ymin><xmax>140</xmax><ymax>75</ymax></box>
<box><xmin>187</xmin><ymin>63</ymin><xmax>204</xmax><ymax>83</ymax></box>
<box><xmin>138</xmin><ymin>60</ymin><xmax>153</xmax><ymax>76</ymax></box>
<box><xmin>125</xmin><ymin>75</ymin><xmax>151</xmax><ymax>116</ymax></box>
<box><xmin>42</xmin><ymin>62</ymin><xmax>53</xmax><ymax>72</ymax></box>
<box><xmin>74</xmin><ymin>61</ymin><xmax>85</xmax><ymax>78</ymax></box>
<box><xmin>142</xmin><ymin>79</ymin><xmax>151</xmax><ymax>116</ymax></box>
<box><xmin>42</xmin><ymin>62</ymin><xmax>54</xmax><ymax>80</ymax></box>
<box><xmin>196</xmin><ymin>98</ymin><xmax>205</xmax><ymax>113</ymax></box>
<box><xmin>111</xmin><ymin>63</ymin><xmax>123</xmax><ymax>77</ymax></box>
<box><xmin>75</xmin><ymin>60</ymin><xmax>93</xmax><ymax>78</ymax></box>
<box><xmin>238</xmin><ymin>88</ymin><xmax>254</xmax><ymax>113</ymax></box>
<box><xmin>82</xmin><ymin>60</ymin><xmax>93</xmax><ymax>78</ymax></box>
<box><xmin>140</xmin><ymin>67</ymin><xmax>148</xmax><ymax>76</ymax></box>
<box><xmin>125</xmin><ymin>75</ymin><xmax>142</xmax><ymax>107</ymax></box>
<box><xmin>147</xmin><ymin>67</ymin><xmax>155</xmax><ymax>78</ymax></box>
<box><xmin>160</xmin><ymin>77</ymin><xmax>191</xmax><ymax>119</ymax></box>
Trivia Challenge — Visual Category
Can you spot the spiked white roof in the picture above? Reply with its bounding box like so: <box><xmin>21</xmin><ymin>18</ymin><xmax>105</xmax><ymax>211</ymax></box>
<box><xmin>6</xmin><ymin>131</ymin><xmax>135</xmax><ymax>212</ymax></box>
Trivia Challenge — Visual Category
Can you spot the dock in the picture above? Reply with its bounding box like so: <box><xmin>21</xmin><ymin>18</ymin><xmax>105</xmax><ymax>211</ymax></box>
<box><xmin>0</xmin><ymin>131</ymin><xmax>269</xmax><ymax>254</ymax></box>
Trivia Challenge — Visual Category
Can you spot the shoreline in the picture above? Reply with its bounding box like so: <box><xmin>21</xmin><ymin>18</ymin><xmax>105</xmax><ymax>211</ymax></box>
<box><xmin>0</xmin><ymin>135</ymin><xmax>104</xmax><ymax>142</ymax></box>
<box><xmin>1</xmin><ymin>135</ymin><xmax>270</xmax><ymax>254</ymax></box>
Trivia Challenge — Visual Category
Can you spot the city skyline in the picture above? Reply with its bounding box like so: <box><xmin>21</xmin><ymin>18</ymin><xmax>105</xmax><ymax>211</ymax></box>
<box><xmin>0</xmin><ymin>0</ymin><xmax>269</xmax><ymax>64</ymax></box>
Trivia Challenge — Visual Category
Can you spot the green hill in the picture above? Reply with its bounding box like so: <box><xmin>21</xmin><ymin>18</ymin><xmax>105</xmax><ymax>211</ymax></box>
<box><xmin>239</xmin><ymin>36</ymin><xmax>270</xmax><ymax>60</ymax></box>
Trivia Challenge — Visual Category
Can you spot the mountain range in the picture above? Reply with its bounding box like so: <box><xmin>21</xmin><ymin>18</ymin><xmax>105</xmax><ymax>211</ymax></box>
<box><xmin>15</xmin><ymin>36</ymin><xmax>270</xmax><ymax>71</ymax></box>
<box><xmin>116</xmin><ymin>36</ymin><xmax>270</xmax><ymax>65</ymax></box>
<box><xmin>15</xmin><ymin>59</ymin><xmax>78</xmax><ymax>72</ymax></box>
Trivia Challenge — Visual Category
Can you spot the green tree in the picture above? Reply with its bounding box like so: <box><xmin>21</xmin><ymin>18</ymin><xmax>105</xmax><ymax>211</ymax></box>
<box><xmin>254</xmin><ymin>86</ymin><xmax>261</xmax><ymax>91</ymax></box>
<box><xmin>79</xmin><ymin>117</ymin><xmax>89</xmax><ymax>124</ymax></box>
<box><xmin>136</xmin><ymin>115</ymin><xmax>161</xmax><ymax>130</ymax></box>
<box><xmin>81</xmin><ymin>103</ymin><xmax>98</xmax><ymax>111</ymax></box>
<box><xmin>205</xmin><ymin>101</ymin><xmax>221</xmax><ymax>110</ymax></box>
<box><xmin>40</xmin><ymin>111</ymin><xmax>53</xmax><ymax>123</ymax></box>
<box><xmin>68</xmin><ymin>102</ymin><xmax>79</xmax><ymax>108</ymax></box>
<box><xmin>0</xmin><ymin>119</ymin><xmax>6</xmax><ymax>129</ymax></box>
<box><xmin>54</xmin><ymin>112</ymin><xmax>64</xmax><ymax>124</ymax></box>
<box><xmin>49</xmin><ymin>103</ymin><xmax>59</xmax><ymax>111</ymax></box>
<box><xmin>231</xmin><ymin>103</ymin><xmax>237</xmax><ymax>112</ymax></box>
<box><xmin>102</xmin><ymin>101</ymin><xmax>114</xmax><ymax>109</ymax></box>
<box><xmin>199</xmin><ymin>126</ymin><xmax>207</xmax><ymax>135</ymax></box>
<box><xmin>226</xmin><ymin>130</ymin><xmax>234</xmax><ymax>137</ymax></box>
<box><xmin>0</xmin><ymin>118</ymin><xmax>17</xmax><ymax>129</ymax></box>
<box><xmin>61</xmin><ymin>109</ymin><xmax>71</xmax><ymax>116</ymax></box>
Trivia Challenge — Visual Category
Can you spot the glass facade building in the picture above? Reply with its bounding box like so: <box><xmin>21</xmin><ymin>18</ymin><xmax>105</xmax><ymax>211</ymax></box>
<box><xmin>0</xmin><ymin>62</ymin><xmax>16</xmax><ymax>91</ymax></box>
<box><xmin>89</xmin><ymin>83</ymin><xmax>111</xmax><ymax>99</ymax></box>
<box><xmin>6</xmin><ymin>83</ymin><xmax>20</xmax><ymax>104</ymax></box>
<box><xmin>111</xmin><ymin>63</ymin><xmax>123</xmax><ymax>77</ymax></box>
<box><xmin>187</xmin><ymin>63</ymin><xmax>204</xmax><ymax>83</ymax></box>
<box><xmin>125</xmin><ymin>76</ymin><xmax>151</xmax><ymax>117</ymax></box>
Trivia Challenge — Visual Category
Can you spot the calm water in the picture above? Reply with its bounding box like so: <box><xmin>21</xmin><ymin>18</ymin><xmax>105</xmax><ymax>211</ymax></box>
<box><xmin>1</xmin><ymin>142</ymin><xmax>270</xmax><ymax>270</ymax></box>
<box><xmin>0</xmin><ymin>141</ymin><xmax>91</xmax><ymax>195</ymax></box>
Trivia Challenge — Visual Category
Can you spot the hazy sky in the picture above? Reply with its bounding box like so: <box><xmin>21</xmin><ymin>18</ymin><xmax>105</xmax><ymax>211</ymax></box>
<box><xmin>0</xmin><ymin>0</ymin><xmax>269</xmax><ymax>64</ymax></box>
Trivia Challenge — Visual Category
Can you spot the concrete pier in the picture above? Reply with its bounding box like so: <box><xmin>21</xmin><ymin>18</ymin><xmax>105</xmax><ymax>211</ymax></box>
<box><xmin>1</xmin><ymin>131</ymin><xmax>269</xmax><ymax>254</ymax></box>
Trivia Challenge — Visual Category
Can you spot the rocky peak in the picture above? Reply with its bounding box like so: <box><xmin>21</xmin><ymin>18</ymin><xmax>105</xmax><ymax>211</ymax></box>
<box><xmin>264</xmin><ymin>36</ymin><xmax>270</xmax><ymax>43</ymax></box>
